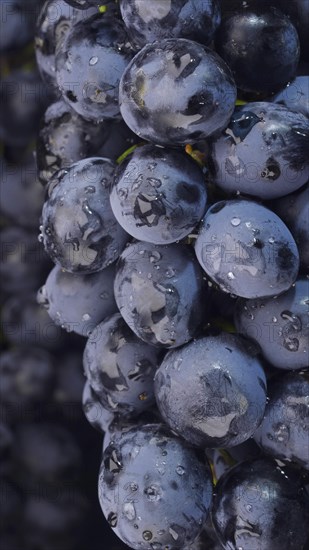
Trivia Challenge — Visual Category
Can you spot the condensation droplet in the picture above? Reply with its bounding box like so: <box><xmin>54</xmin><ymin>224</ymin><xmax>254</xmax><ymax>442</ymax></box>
<box><xmin>231</xmin><ymin>217</ymin><xmax>241</xmax><ymax>227</ymax></box>
<box><xmin>176</xmin><ymin>466</ymin><xmax>185</xmax><ymax>476</ymax></box>
<box><xmin>89</xmin><ymin>56</ymin><xmax>98</xmax><ymax>65</ymax></box>
<box><xmin>82</xmin><ymin>313</ymin><xmax>91</xmax><ymax>321</ymax></box>
<box><xmin>143</xmin><ymin>530</ymin><xmax>153</xmax><ymax>541</ymax></box>
<box><xmin>123</xmin><ymin>501</ymin><xmax>136</xmax><ymax>521</ymax></box>
<box><xmin>227</xmin><ymin>271</ymin><xmax>236</xmax><ymax>280</ymax></box>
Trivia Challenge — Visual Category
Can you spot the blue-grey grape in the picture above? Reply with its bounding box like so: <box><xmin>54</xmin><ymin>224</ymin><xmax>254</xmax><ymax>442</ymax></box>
<box><xmin>195</xmin><ymin>199</ymin><xmax>300</xmax><ymax>298</ymax></box>
<box><xmin>41</xmin><ymin>158</ymin><xmax>128</xmax><ymax>273</ymax></box>
<box><xmin>114</xmin><ymin>240</ymin><xmax>207</xmax><ymax>348</ymax></box>
<box><xmin>110</xmin><ymin>144</ymin><xmax>208</xmax><ymax>244</ymax></box>
<box><xmin>154</xmin><ymin>332</ymin><xmax>267</xmax><ymax>448</ymax></box>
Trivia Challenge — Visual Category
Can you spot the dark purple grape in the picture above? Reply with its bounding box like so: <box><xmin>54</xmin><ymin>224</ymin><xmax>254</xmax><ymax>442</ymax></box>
<box><xmin>99</xmin><ymin>423</ymin><xmax>213</xmax><ymax>549</ymax></box>
<box><xmin>0</xmin><ymin>347</ymin><xmax>55</xmax><ymax>410</ymax></box>
<box><xmin>1</xmin><ymin>292</ymin><xmax>66</xmax><ymax>351</ymax></box>
<box><xmin>209</xmin><ymin>102</ymin><xmax>309</xmax><ymax>199</ymax></box>
<box><xmin>0</xmin><ymin>0</ymin><xmax>41</xmax><ymax>52</ymax></box>
<box><xmin>119</xmin><ymin>0</ymin><xmax>221</xmax><ymax>49</ymax></box>
<box><xmin>215</xmin><ymin>6</ymin><xmax>300</xmax><ymax>95</ymax></box>
<box><xmin>110</xmin><ymin>144</ymin><xmax>208</xmax><ymax>244</ymax></box>
<box><xmin>83</xmin><ymin>312</ymin><xmax>163</xmax><ymax>416</ymax></box>
<box><xmin>0</xmin><ymin>68</ymin><xmax>53</xmax><ymax>147</ymax></box>
<box><xmin>195</xmin><ymin>199</ymin><xmax>300</xmax><ymax>298</ymax></box>
<box><xmin>0</xmin><ymin>226</ymin><xmax>50</xmax><ymax>296</ymax></box>
<box><xmin>82</xmin><ymin>379</ymin><xmax>115</xmax><ymax>433</ymax></box>
<box><xmin>119</xmin><ymin>38</ymin><xmax>237</xmax><ymax>146</ymax></box>
<box><xmin>254</xmin><ymin>371</ymin><xmax>309</xmax><ymax>470</ymax></box>
<box><xmin>211</xmin><ymin>457</ymin><xmax>309</xmax><ymax>550</ymax></box>
<box><xmin>22</xmin><ymin>491</ymin><xmax>88</xmax><ymax>550</ymax></box>
<box><xmin>273</xmin><ymin>184</ymin><xmax>309</xmax><ymax>270</ymax></box>
<box><xmin>0</xmin><ymin>156</ymin><xmax>45</xmax><ymax>228</ymax></box>
<box><xmin>37</xmin><ymin>263</ymin><xmax>117</xmax><ymax>337</ymax></box>
<box><xmin>40</xmin><ymin>158</ymin><xmax>128</xmax><ymax>273</ymax></box>
<box><xmin>154</xmin><ymin>333</ymin><xmax>267</xmax><ymax>448</ymax></box>
<box><xmin>36</xmin><ymin>99</ymin><xmax>108</xmax><ymax>186</ymax></box>
<box><xmin>35</xmin><ymin>0</ymin><xmax>97</xmax><ymax>87</ymax></box>
<box><xmin>235</xmin><ymin>278</ymin><xmax>309</xmax><ymax>370</ymax></box>
<box><xmin>55</xmin><ymin>12</ymin><xmax>133</xmax><ymax>121</ymax></box>
<box><xmin>114</xmin><ymin>240</ymin><xmax>206</xmax><ymax>348</ymax></box>
<box><xmin>12</xmin><ymin>422</ymin><xmax>82</xmax><ymax>486</ymax></box>
<box><xmin>271</xmin><ymin>75</ymin><xmax>309</xmax><ymax>117</ymax></box>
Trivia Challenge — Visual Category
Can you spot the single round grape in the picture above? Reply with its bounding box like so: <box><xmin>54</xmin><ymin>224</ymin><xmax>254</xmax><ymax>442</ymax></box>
<box><xmin>0</xmin><ymin>347</ymin><xmax>55</xmax><ymax>410</ymax></box>
<box><xmin>215</xmin><ymin>6</ymin><xmax>300</xmax><ymax>95</ymax></box>
<box><xmin>1</xmin><ymin>293</ymin><xmax>65</xmax><ymax>350</ymax></box>
<box><xmin>35</xmin><ymin>0</ymin><xmax>98</xmax><ymax>87</ymax></box>
<box><xmin>235</xmin><ymin>278</ymin><xmax>309</xmax><ymax>370</ymax></box>
<box><xmin>37</xmin><ymin>263</ymin><xmax>117</xmax><ymax>337</ymax></box>
<box><xmin>83</xmin><ymin>312</ymin><xmax>163</xmax><ymax>416</ymax></box>
<box><xmin>271</xmin><ymin>75</ymin><xmax>309</xmax><ymax>117</ymax></box>
<box><xmin>154</xmin><ymin>333</ymin><xmax>267</xmax><ymax>448</ymax></box>
<box><xmin>119</xmin><ymin>38</ymin><xmax>237</xmax><ymax>146</ymax></box>
<box><xmin>195</xmin><ymin>199</ymin><xmax>300</xmax><ymax>299</ymax></box>
<box><xmin>82</xmin><ymin>380</ymin><xmax>115</xmax><ymax>433</ymax></box>
<box><xmin>0</xmin><ymin>68</ymin><xmax>53</xmax><ymax>147</ymax></box>
<box><xmin>114</xmin><ymin>240</ymin><xmax>206</xmax><ymax>348</ymax></box>
<box><xmin>0</xmin><ymin>156</ymin><xmax>45</xmax><ymax>228</ymax></box>
<box><xmin>99</xmin><ymin>423</ymin><xmax>213</xmax><ymax>549</ymax></box>
<box><xmin>211</xmin><ymin>457</ymin><xmax>309</xmax><ymax>550</ymax></box>
<box><xmin>254</xmin><ymin>371</ymin><xmax>309</xmax><ymax>470</ymax></box>
<box><xmin>0</xmin><ymin>0</ymin><xmax>40</xmax><ymax>52</ymax></box>
<box><xmin>41</xmin><ymin>158</ymin><xmax>128</xmax><ymax>273</ymax></box>
<box><xmin>12</xmin><ymin>423</ymin><xmax>82</xmax><ymax>486</ymax></box>
<box><xmin>209</xmin><ymin>102</ymin><xmax>309</xmax><ymax>199</ymax></box>
<box><xmin>119</xmin><ymin>0</ymin><xmax>221</xmax><ymax>49</ymax></box>
<box><xmin>110</xmin><ymin>144</ymin><xmax>208</xmax><ymax>244</ymax></box>
<box><xmin>36</xmin><ymin>99</ymin><xmax>109</xmax><ymax>186</ymax></box>
<box><xmin>55</xmin><ymin>12</ymin><xmax>133</xmax><ymax>121</ymax></box>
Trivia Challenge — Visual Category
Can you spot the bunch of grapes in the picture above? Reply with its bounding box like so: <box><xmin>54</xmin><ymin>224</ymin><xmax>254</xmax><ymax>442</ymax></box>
<box><xmin>1</xmin><ymin>0</ymin><xmax>309</xmax><ymax>549</ymax></box>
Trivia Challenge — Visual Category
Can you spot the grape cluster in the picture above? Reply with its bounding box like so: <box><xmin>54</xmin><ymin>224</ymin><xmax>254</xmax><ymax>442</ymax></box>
<box><xmin>1</xmin><ymin>0</ymin><xmax>309</xmax><ymax>549</ymax></box>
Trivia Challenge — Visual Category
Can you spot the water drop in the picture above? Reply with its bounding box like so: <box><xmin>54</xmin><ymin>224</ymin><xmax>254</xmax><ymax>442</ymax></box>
<box><xmin>176</xmin><ymin>466</ymin><xmax>185</xmax><ymax>476</ymax></box>
<box><xmin>107</xmin><ymin>512</ymin><xmax>117</xmax><ymax>527</ymax></box>
<box><xmin>272</xmin><ymin>316</ymin><xmax>277</xmax><ymax>323</ymax></box>
<box><xmin>268</xmin><ymin>237</ymin><xmax>275</xmax><ymax>244</ymax></box>
<box><xmin>144</xmin><ymin>485</ymin><xmax>161</xmax><ymax>502</ymax></box>
<box><xmin>82</xmin><ymin>313</ymin><xmax>91</xmax><ymax>321</ymax></box>
<box><xmin>143</xmin><ymin>530</ymin><xmax>153</xmax><ymax>541</ymax></box>
<box><xmin>231</xmin><ymin>217</ymin><xmax>241</xmax><ymax>226</ymax></box>
<box><xmin>165</xmin><ymin>267</ymin><xmax>176</xmax><ymax>278</ymax></box>
<box><xmin>227</xmin><ymin>271</ymin><xmax>235</xmax><ymax>280</ymax></box>
<box><xmin>123</xmin><ymin>501</ymin><xmax>136</xmax><ymax>521</ymax></box>
<box><xmin>89</xmin><ymin>56</ymin><xmax>98</xmax><ymax>65</ymax></box>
